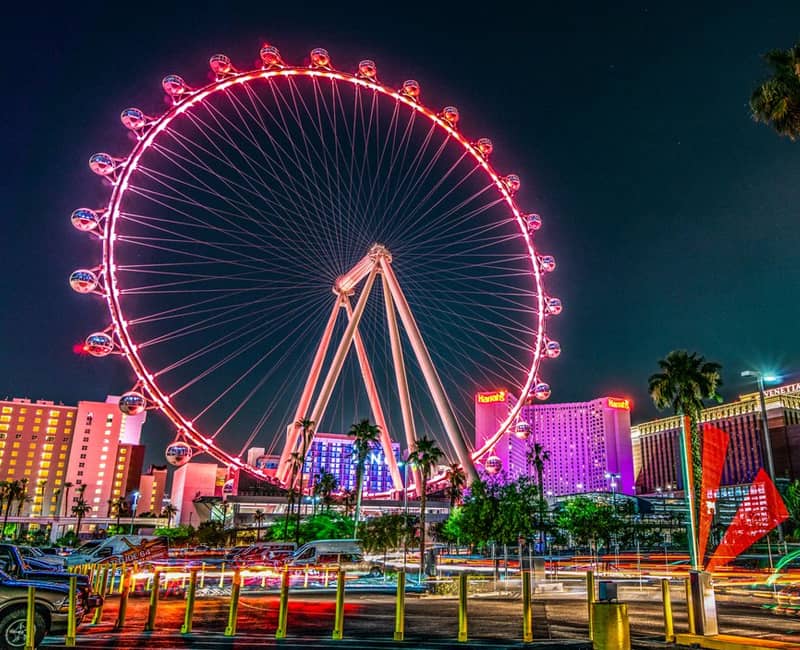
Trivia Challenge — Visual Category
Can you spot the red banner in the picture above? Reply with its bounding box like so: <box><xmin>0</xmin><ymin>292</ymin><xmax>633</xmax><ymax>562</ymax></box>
<box><xmin>706</xmin><ymin>469</ymin><xmax>789</xmax><ymax>572</ymax></box>
<box><xmin>698</xmin><ymin>424</ymin><xmax>729</xmax><ymax>563</ymax></box>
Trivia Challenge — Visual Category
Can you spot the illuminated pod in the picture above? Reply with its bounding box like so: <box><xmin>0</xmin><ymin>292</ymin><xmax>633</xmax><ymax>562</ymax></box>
<box><xmin>260</xmin><ymin>45</ymin><xmax>284</xmax><ymax>68</ymax></box>
<box><xmin>69</xmin><ymin>269</ymin><xmax>98</xmax><ymax>294</ymax></box>
<box><xmin>532</xmin><ymin>382</ymin><xmax>551</xmax><ymax>401</ymax></box>
<box><xmin>504</xmin><ymin>174</ymin><xmax>521</xmax><ymax>195</ymax></box>
<box><xmin>88</xmin><ymin>153</ymin><xmax>117</xmax><ymax>177</ymax></box>
<box><xmin>209</xmin><ymin>54</ymin><xmax>233</xmax><ymax>78</ymax></box>
<box><xmin>441</xmin><ymin>106</ymin><xmax>460</xmax><ymax>127</ymax></box>
<box><xmin>545</xmin><ymin>340</ymin><xmax>561</xmax><ymax>358</ymax></box>
<box><xmin>118</xmin><ymin>391</ymin><xmax>147</xmax><ymax>416</ymax></box>
<box><xmin>484</xmin><ymin>455</ymin><xmax>503</xmax><ymax>474</ymax></box>
<box><xmin>120</xmin><ymin>108</ymin><xmax>149</xmax><ymax>132</ymax></box>
<box><xmin>71</xmin><ymin>208</ymin><xmax>102</xmax><ymax>232</ymax></box>
<box><xmin>475</xmin><ymin>138</ymin><xmax>493</xmax><ymax>158</ymax></box>
<box><xmin>546</xmin><ymin>297</ymin><xmax>562</xmax><ymax>315</ymax></box>
<box><xmin>84</xmin><ymin>332</ymin><xmax>114</xmax><ymax>357</ymax></box>
<box><xmin>514</xmin><ymin>421</ymin><xmax>531</xmax><ymax>439</ymax></box>
<box><xmin>357</xmin><ymin>59</ymin><xmax>377</xmax><ymax>79</ymax></box>
<box><xmin>162</xmin><ymin>74</ymin><xmax>191</xmax><ymax>100</ymax></box>
<box><xmin>539</xmin><ymin>255</ymin><xmax>556</xmax><ymax>273</ymax></box>
<box><xmin>310</xmin><ymin>48</ymin><xmax>331</xmax><ymax>68</ymax></box>
<box><xmin>400</xmin><ymin>79</ymin><xmax>420</xmax><ymax>100</ymax></box>
<box><xmin>166</xmin><ymin>441</ymin><xmax>193</xmax><ymax>467</ymax></box>
<box><xmin>526</xmin><ymin>213</ymin><xmax>542</xmax><ymax>233</ymax></box>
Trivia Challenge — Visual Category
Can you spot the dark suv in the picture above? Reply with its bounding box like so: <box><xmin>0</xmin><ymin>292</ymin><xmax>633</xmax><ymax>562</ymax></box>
<box><xmin>0</xmin><ymin>570</ymin><xmax>84</xmax><ymax>649</ymax></box>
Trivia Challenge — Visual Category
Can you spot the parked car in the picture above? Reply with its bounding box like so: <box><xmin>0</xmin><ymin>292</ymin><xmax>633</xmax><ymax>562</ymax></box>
<box><xmin>16</xmin><ymin>546</ymin><xmax>66</xmax><ymax>569</ymax></box>
<box><xmin>229</xmin><ymin>542</ymin><xmax>296</xmax><ymax>567</ymax></box>
<box><xmin>285</xmin><ymin>539</ymin><xmax>383</xmax><ymax>577</ymax></box>
<box><xmin>65</xmin><ymin>535</ymin><xmax>163</xmax><ymax>566</ymax></box>
<box><xmin>0</xmin><ymin>545</ymin><xmax>101</xmax><ymax>615</ymax></box>
<box><xmin>0</xmin><ymin>569</ymin><xmax>85</xmax><ymax>649</ymax></box>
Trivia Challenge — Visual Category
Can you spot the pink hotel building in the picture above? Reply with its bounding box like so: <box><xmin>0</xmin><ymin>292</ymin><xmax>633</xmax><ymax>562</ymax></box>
<box><xmin>475</xmin><ymin>391</ymin><xmax>635</xmax><ymax>496</ymax></box>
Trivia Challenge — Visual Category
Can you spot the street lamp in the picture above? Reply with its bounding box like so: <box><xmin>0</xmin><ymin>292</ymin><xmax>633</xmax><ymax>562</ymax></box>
<box><xmin>398</xmin><ymin>459</ymin><xmax>410</xmax><ymax>572</ymax></box>
<box><xmin>604</xmin><ymin>472</ymin><xmax>620</xmax><ymax>509</ymax></box>
<box><xmin>741</xmin><ymin>369</ymin><xmax>784</xmax><ymax>546</ymax></box>
<box><xmin>129</xmin><ymin>491</ymin><xmax>140</xmax><ymax>535</ymax></box>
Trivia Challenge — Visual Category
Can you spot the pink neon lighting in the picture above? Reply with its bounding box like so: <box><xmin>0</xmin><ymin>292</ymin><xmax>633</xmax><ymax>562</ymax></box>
<box><xmin>98</xmin><ymin>58</ymin><xmax>548</xmax><ymax>481</ymax></box>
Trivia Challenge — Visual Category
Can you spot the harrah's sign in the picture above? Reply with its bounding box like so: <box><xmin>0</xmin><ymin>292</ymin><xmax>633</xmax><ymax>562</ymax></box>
<box><xmin>607</xmin><ymin>397</ymin><xmax>631</xmax><ymax>410</ymax></box>
<box><xmin>477</xmin><ymin>391</ymin><xmax>507</xmax><ymax>404</ymax></box>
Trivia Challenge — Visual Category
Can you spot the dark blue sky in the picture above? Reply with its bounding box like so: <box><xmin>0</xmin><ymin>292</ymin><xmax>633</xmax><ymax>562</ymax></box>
<box><xmin>1</xmin><ymin>1</ymin><xmax>799</xmax><ymax>468</ymax></box>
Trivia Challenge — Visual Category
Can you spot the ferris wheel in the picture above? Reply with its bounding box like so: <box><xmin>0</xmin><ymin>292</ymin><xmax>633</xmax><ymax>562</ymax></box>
<box><xmin>69</xmin><ymin>44</ymin><xmax>561</xmax><ymax>491</ymax></box>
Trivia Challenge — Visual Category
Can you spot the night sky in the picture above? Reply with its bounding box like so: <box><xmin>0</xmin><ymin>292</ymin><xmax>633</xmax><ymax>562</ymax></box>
<box><xmin>2</xmin><ymin>2</ymin><xmax>799</xmax><ymax>470</ymax></box>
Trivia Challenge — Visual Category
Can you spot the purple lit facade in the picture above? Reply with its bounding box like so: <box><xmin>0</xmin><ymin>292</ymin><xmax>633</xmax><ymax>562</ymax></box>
<box><xmin>475</xmin><ymin>392</ymin><xmax>635</xmax><ymax>496</ymax></box>
<box><xmin>303</xmin><ymin>432</ymin><xmax>400</xmax><ymax>494</ymax></box>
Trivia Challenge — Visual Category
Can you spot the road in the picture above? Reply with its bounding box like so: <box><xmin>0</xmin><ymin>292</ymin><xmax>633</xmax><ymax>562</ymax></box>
<box><xmin>40</xmin><ymin>580</ymin><xmax>800</xmax><ymax>649</ymax></box>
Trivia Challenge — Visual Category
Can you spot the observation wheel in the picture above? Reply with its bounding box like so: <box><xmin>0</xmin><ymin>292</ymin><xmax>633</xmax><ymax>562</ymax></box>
<box><xmin>69</xmin><ymin>45</ymin><xmax>561</xmax><ymax>489</ymax></box>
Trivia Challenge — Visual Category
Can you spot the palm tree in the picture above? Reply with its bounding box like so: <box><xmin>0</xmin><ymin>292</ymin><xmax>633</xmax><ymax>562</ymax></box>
<box><xmin>283</xmin><ymin>451</ymin><xmax>303</xmax><ymax>541</ymax></box>
<box><xmin>341</xmin><ymin>489</ymin><xmax>357</xmax><ymax>517</ymax></box>
<box><xmin>649</xmin><ymin>350</ymin><xmax>722</xmax><ymax>560</ymax></box>
<box><xmin>315</xmin><ymin>470</ymin><xmax>338</xmax><ymax>512</ymax></box>
<box><xmin>2</xmin><ymin>480</ymin><xmax>24</xmax><ymax>537</ymax></box>
<box><xmin>408</xmin><ymin>435</ymin><xmax>444</xmax><ymax>581</ymax></box>
<box><xmin>527</xmin><ymin>442</ymin><xmax>551</xmax><ymax>548</ymax></box>
<box><xmin>294</xmin><ymin>418</ymin><xmax>315</xmax><ymax>544</ymax></box>
<box><xmin>72</xmin><ymin>499</ymin><xmax>92</xmax><ymax>537</ymax></box>
<box><xmin>750</xmin><ymin>42</ymin><xmax>800</xmax><ymax>140</ymax></box>
<box><xmin>62</xmin><ymin>482</ymin><xmax>73</xmax><ymax>518</ymax></box>
<box><xmin>349</xmin><ymin>419</ymin><xmax>382</xmax><ymax>538</ymax></box>
<box><xmin>444</xmin><ymin>463</ymin><xmax>466</xmax><ymax>508</ymax></box>
<box><xmin>253</xmin><ymin>509</ymin><xmax>266</xmax><ymax>542</ymax></box>
<box><xmin>162</xmin><ymin>503</ymin><xmax>178</xmax><ymax>528</ymax></box>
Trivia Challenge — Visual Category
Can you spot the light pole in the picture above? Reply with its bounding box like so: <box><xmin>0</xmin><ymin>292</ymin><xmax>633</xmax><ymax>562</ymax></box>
<box><xmin>399</xmin><ymin>459</ymin><xmax>410</xmax><ymax>572</ymax></box>
<box><xmin>741</xmin><ymin>370</ymin><xmax>784</xmax><ymax>546</ymax></box>
<box><xmin>129</xmin><ymin>491</ymin><xmax>140</xmax><ymax>535</ymax></box>
<box><xmin>604</xmin><ymin>472</ymin><xmax>620</xmax><ymax>509</ymax></box>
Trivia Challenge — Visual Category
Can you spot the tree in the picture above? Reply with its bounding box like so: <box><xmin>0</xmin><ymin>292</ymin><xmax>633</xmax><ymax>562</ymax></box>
<box><xmin>408</xmin><ymin>435</ymin><xmax>444</xmax><ymax>579</ymax></box>
<box><xmin>162</xmin><ymin>503</ymin><xmax>178</xmax><ymax>528</ymax></box>
<box><xmin>62</xmin><ymin>482</ymin><xmax>73</xmax><ymax>518</ymax></box>
<box><xmin>445</xmin><ymin>463</ymin><xmax>466</xmax><ymax>508</ymax></box>
<box><xmin>784</xmin><ymin>480</ymin><xmax>800</xmax><ymax>537</ymax></box>
<box><xmin>315</xmin><ymin>470</ymin><xmax>338</xmax><ymax>512</ymax></box>
<box><xmin>349</xmin><ymin>419</ymin><xmax>382</xmax><ymax>538</ymax></box>
<box><xmin>556</xmin><ymin>496</ymin><xmax>619</xmax><ymax>553</ymax></box>
<box><xmin>283</xmin><ymin>451</ymin><xmax>303</xmax><ymax>541</ymax></box>
<box><xmin>294</xmin><ymin>418</ymin><xmax>316</xmax><ymax>544</ymax></box>
<box><xmin>527</xmin><ymin>442</ymin><xmax>551</xmax><ymax>548</ymax></box>
<box><xmin>750</xmin><ymin>42</ymin><xmax>800</xmax><ymax>140</ymax></box>
<box><xmin>71</xmin><ymin>498</ymin><xmax>92</xmax><ymax>537</ymax></box>
<box><xmin>649</xmin><ymin>350</ymin><xmax>722</xmax><ymax>528</ymax></box>
<box><xmin>340</xmin><ymin>489</ymin><xmax>357</xmax><ymax>517</ymax></box>
<box><xmin>253</xmin><ymin>509</ymin><xmax>266</xmax><ymax>542</ymax></box>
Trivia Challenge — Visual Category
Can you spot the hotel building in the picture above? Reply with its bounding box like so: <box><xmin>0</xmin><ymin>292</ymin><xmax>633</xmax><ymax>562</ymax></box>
<box><xmin>0</xmin><ymin>395</ymin><xmax>145</xmax><ymax>522</ymax></box>
<box><xmin>632</xmin><ymin>382</ymin><xmax>800</xmax><ymax>494</ymax></box>
<box><xmin>474</xmin><ymin>391</ymin><xmax>635</xmax><ymax>496</ymax></box>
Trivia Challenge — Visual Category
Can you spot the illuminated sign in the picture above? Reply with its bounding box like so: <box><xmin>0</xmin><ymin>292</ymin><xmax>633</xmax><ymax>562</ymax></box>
<box><xmin>764</xmin><ymin>382</ymin><xmax>800</xmax><ymax>398</ymax></box>
<box><xmin>477</xmin><ymin>391</ymin><xmax>507</xmax><ymax>404</ymax></box>
<box><xmin>607</xmin><ymin>398</ymin><xmax>631</xmax><ymax>410</ymax></box>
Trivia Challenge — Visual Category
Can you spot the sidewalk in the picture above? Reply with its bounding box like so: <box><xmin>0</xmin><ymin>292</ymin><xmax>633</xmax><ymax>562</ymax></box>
<box><xmin>675</xmin><ymin>633</ymin><xmax>800</xmax><ymax>650</ymax></box>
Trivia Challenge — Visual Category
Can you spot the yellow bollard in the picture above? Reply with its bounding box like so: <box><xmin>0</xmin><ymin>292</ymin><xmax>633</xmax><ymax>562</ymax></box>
<box><xmin>304</xmin><ymin>566</ymin><xmax>309</xmax><ymax>588</ymax></box>
<box><xmin>324</xmin><ymin>567</ymin><xmax>330</xmax><ymax>588</ymax></box>
<box><xmin>144</xmin><ymin>569</ymin><xmax>161</xmax><ymax>632</ymax></box>
<box><xmin>394</xmin><ymin>571</ymin><xmax>405</xmax><ymax>641</ymax></box>
<box><xmin>661</xmin><ymin>578</ymin><xmax>674</xmax><ymax>641</ymax></box>
<box><xmin>91</xmin><ymin>566</ymin><xmax>110</xmax><ymax>625</ymax></box>
<box><xmin>275</xmin><ymin>568</ymin><xmax>290</xmax><ymax>639</ymax></box>
<box><xmin>224</xmin><ymin>568</ymin><xmax>242</xmax><ymax>636</ymax></box>
<box><xmin>458</xmin><ymin>573</ymin><xmax>468</xmax><ymax>642</ymax></box>
<box><xmin>685</xmin><ymin>577</ymin><xmax>695</xmax><ymax>634</ymax></box>
<box><xmin>587</xmin><ymin>570</ymin><xmax>595</xmax><ymax>641</ymax></box>
<box><xmin>66</xmin><ymin>575</ymin><xmax>77</xmax><ymax>646</ymax></box>
<box><xmin>130</xmin><ymin>572</ymin><xmax>137</xmax><ymax>594</ymax></box>
<box><xmin>219</xmin><ymin>562</ymin><xmax>226</xmax><ymax>589</ymax></box>
<box><xmin>261</xmin><ymin>571</ymin><xmax>266</xmax><ymax>589</ymax></box>
<box><xmin>200</xmin><ymin>561</ymin><xmax>206</xmax><ymax>589</ymax></box>
<box><xmin>24</xmin><ymin>585</ymin><xmax>35</xmax><ymax>650</ymax></box>
<box><xmin>181</xmin><ymin>569</ymin><xmax>198</xmax><ymax>634</ymax></box>
<box><xmin>592</xmin><ymin>602</ymin><xmax>631</xmax><ymax>650</ymax></box>
<box><xmin>113</xmin><ymin>569</ymin><xmax>131</xmax><ymax>631</ymax></box>
<box><xmin>332</xmin><ymin>568</ymin><xmax>346</xmax><ymax>640</ymax></box>
<box><xmin>522</xmin><ymin>569</ymin><xmax>533</xmax><ymax>643</ymax></box>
